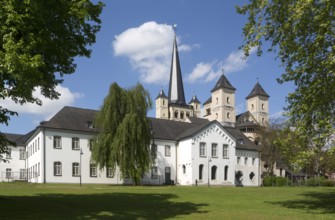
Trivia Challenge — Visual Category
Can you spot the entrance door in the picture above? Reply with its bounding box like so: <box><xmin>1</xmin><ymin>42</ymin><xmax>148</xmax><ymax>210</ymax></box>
<box><xmin>165</xmin><ymin>167</ymin><xmax>171</xmax><ymax>184</ymax></box>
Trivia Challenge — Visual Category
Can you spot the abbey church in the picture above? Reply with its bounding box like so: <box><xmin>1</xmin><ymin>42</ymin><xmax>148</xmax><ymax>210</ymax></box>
<box><xmin>1</xmin><ymin>34</ymin><xmax>274</xmax><ymax>186</ymax></box>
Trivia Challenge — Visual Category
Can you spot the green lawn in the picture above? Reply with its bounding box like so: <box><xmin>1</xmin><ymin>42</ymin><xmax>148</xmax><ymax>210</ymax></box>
<box><xmin>0</xmin><ymin>183</ymin><xmax>334</xmax><ymax>220</ymax></box>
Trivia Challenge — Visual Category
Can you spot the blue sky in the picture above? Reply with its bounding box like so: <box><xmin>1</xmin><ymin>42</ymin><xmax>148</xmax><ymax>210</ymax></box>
<box><xmin>1</xmin><ymin>0</ymin><xmax>295</xmax><ymax>135</ymax></box>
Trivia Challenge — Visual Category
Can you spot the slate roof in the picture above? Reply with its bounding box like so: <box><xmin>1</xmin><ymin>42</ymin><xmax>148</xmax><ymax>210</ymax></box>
<box><xmin>211</xmin><ymin>74</ymin><xmax>236</xmax><ymax>92</ymax></box>
<box><xmin>39</xmin><ymin>106</ymin><xmax>98</xmax><ymax>133</ymax></box>
<box><xmin>188</xmin><ymin>94</ymin><xmax>201</xmax><ymax>104</ymax></box>
<box><xmin>3</xmin><ymin>129</ymin><xmax>36</xmax><ymax>145</ymax></box>
<box><xmin>155</xmin><ymin>88</ymin><xmax>168</xmax><ymax>99</ymax></box>
<box><xmin>168</xmin><ymin>34</ymin><xmax>187</xmax><ymax>106</ymax></box>
<box><xmin>203</xmin><ymin>96</ymin><xmax>212</xmax><ymax>105</ymax></box>
<box><xmin>246</xmin><ymin>82</ymin><xmax>270</xmax><ymax>99</ymax></box>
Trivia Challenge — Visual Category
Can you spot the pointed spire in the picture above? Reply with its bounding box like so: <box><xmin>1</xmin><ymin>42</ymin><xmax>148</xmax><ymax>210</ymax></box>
<box><xmin>168</xmin><ymin>32</ymin><xmax>186</xmax><ymax>105</ymax></box>
<box><xmin>246</xmin><ymin>80</ymin><xmax>270</xmax><ymax>99</ymax></box>
<box><xmin>188</xmin><ymin>93</ymin><xmax>201</xmax><ymax>104</ymax></box>
<box><xmin>156</xmin><ymin>87</ymin><xmax>168</xmax><ymax>99</ymax></box>
<box><xmin>211</xmin><ymin>74</ymin><xmax>236</xmax><ymax>92</ymax></box>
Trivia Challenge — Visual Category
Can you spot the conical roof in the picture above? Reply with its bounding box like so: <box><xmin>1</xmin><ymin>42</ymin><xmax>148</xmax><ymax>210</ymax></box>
<box><xmin>211</xmin><ymin>74</ymin><xmax>236</xmax><ymax>92</ymax></box>
<box><xmin>246</xmin><ymin>82</ymin><xmax>270</xmax><ymax>99</ymax></box>
<box><xmin>156</xmin><ymin>88</ymin><xmax>168</xmax><ymax>99</ymax></box>
<box><xmin>168</xmin><ymin>34</ymin><xmax>186</xmax><ymax>105</ymax></box>
<box><xmin>188</xmin><ymin>94</ymin><xmax>201</xmax><ymax>104</ymax></box>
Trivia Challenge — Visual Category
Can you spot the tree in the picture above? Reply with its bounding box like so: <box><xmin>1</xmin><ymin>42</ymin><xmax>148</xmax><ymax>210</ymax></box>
<box><xmin>92</xmin><ymin>83</ymin><xmax>153</xmax><ymax>185</ymax></box>
<box><xmin>0</xmin><ymin>0</ymin><xmax>104</xmax><ymax>161</ymax></box>
<box><xmin>236</xmin><ymin>1</ymin><xmax>335</xmax><ymax>154</ymax></box>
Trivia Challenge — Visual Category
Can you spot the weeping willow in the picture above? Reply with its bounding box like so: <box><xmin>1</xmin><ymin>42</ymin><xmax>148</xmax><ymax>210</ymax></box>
<box><xmin>92</xmin><ymin>82</ymin><xmax>152</xmax><ymax>185</ymax></box>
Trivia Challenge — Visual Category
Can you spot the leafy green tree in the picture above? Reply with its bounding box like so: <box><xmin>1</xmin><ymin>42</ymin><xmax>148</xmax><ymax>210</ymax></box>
<box><xmin>92</xmin><ymin>83</ymin><xmax>153</xmax><ymax>185</ymax></box>
<box><xmin>0</xmin><ymin>0</ymin><xmax>104</xmax><ymax>161</ymax></box>
<box><xmin>236</xmin><ymin>1</ymin><xmax>335</xmax><ymax>158</ymax></box>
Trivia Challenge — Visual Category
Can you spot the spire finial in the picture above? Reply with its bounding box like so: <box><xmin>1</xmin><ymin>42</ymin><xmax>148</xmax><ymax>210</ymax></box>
<box><xmin>256</xmin><ymin>77</ymin><xmax>259</xmax><ymax>83</ymax></box>
<box><xmin>173</xmin><ymin>24</ymin><xmax>177</xmax><ymax>34</ymax></box>
<box><xmin>222</xmin><ymin>68</ymin><xmax>225</xmax><ymax>75</ymax></box>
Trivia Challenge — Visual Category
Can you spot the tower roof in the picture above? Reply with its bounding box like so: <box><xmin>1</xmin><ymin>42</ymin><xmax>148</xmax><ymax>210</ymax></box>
<box><xmin>156</xmin><ymin>88</ymin><xmax>168</xmax><ymax>99</ymax></box>
<box><xmin>188</xmin><ymin>94</ymin><xmax>201</xmax><ymax>104</ymax></box>
<box><xmin>168</xmin><ymin>34</ymin><xmax>187</xmax><ymax>106</ymax></box>
<box><xmin>211</xmin><ymin>74</ymin><xmax>236</xmax><ymax>92</ymax></box>
<box><xmin>246</xmin><ymin>82</ymin><xmax>270</xmax><ymax>99</ymax></box>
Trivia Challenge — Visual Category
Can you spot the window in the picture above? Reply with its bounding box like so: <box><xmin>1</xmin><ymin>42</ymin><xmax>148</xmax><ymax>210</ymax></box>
<box><xmin>227</xmin><ymin>112</ymin><xmax>230</xmax><ymax>118</ymax></box>
<box><xmin>262</xmin><ymin>103</ymin><xmax>265</xmax><ymax>110</ymax></box>
<box><xmin>252</xmin><ymin>158</ymin><xmax>256</xmax><ymax>165</ymax></box>
<box><xmin>180</xmin><ymin>111</ymin><xmax>184</xmax><ymax>119</ymax></box>
<box><xmin>211</xmin><ymin>166</ymin><xmax>217</xmax><ymax>180</ymax></box>
<box><xmin>223</xmin><ymin>144</ymin><xmax>228</xmax><ymax>158</ymax></box>
<box><xmin>6</xmin><ymin>168</ymin><xmax>12</xmax><ymax>179</ymax></box>
<box><xmin>19</xmin><ymin>149</ymin><xmax>25</xmax><ymax>160</ymax></box>
<box><xmin>107</xmin><ymin>167</ymin><xmax>114</xmax><ymax>178</ymax></box>
<box><xmin>251</xmin><ymin>104</ymin><xmax>254</xmax><ymax>110</ymax></box>
<box><xmin>53</xmin><ymin>136</ymin><xmax>62</xmax><ymax>149</ymax></box>
<box><xmin>38</xmin><ymin>137</ymin><xmax>40</xmax><ymax>150</ymax></box>
<box><xmin>227</xmin><ymin>97</ymin><xmax>230</xmax><ymax>104</ymax></box>
<box><xmin>90</xmin><ymin>163</ymin><xmax>97</xmax><ymax>177</ymax></box>
<box><xmin>182</xmin><ymin>165</ymin><xmax>186</xmax><ymax>174</ymax></box>
<box><xmin>206</xmin><ymin>108</ymin><xmax>211</xmax><ymax>115</ymax></box>
<box><xmin>245</xmin><ymin>157</ymin><xmax>248</xmax><ymax>165</ymax></box>
<box><xmin>174</xmin><ymin>111</ymin><xmax>178</xmax><ymax>118</ymax></box>
<box><xmin>151</xmin><ymin>166</ymin><xmax>158</xmax><ymax>179</ymax></box>
<box><xmin>151</xmin><ymin>144</ymin><xmax>157</xmax><ymax>159</ymax></box>
<box><xmin>199</xmin><ymin>142</ymin><xmax>206</xmax><ymax>157</ymax></box>
<box><xmin>237</xmin><ymin>157</ymin><xmax>241</xmax><ymax>164</ymax></box>
<box><xmin>199</xmin><ymin>164</ymin><xmax>204</xmax><ymax>180</ymax></box>
<box><xmin>89</xmin><ymin>139</ymin><xmax>94</xmax><ymax>151</ymax></box>
<box><xmin>6</xmin><ymin>148</ymin><xmax>11</xmax><ymax>159</ymax></box>
<box><xmin>165</xmin><ymin>145</ymin><xmax>171</xmax><ymax>157</ymax></box>
<box><xmin>54</xmin><ymin>162</ymin><xmax>62</xmax><ymax>176</ymax></box>
<box><xmin>86</xmin><ymin>121</ymin><xmax>94</xmax><ymax>129</ymax></box>
<box><xmin>20</xmin><ymin>169</ymin><xmax>26</xmax><ymax>179</ymax></box>
<box><xmin>211</xmin><ymin>143</ymin><xmax>218</xmax><ymax>158</ymax></box>
<box><xmin>72</xmin><ymin>137</ymin><xmax>80</xmax><ymax>150</ymax></box>
<box><xmin>38</xmin><ymin>163</ymin><xmax>40</xmax><ymax>176</ymax></box>
<box><xmin>224</xmin><ymin>166</ymin><xmax>228</xmax><ymax>181</ymax></box>
<box><xmin>72</xmin><ymin>163</ymin><xmax>80</xmax><ymax>176</ymax></box>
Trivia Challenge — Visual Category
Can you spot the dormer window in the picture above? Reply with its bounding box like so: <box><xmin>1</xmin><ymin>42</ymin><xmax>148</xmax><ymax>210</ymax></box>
<box><xmin>87</xmin><ymin>121</ymin><xmax>94</xmax><ymax>129</ymax></box>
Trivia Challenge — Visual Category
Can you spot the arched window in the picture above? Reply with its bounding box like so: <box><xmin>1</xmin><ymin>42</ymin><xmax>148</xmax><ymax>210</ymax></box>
<box><xmin>174</xmin><ymin>111</ymin><xmax>178</xmax><ymax>118</ymax></box>
<box><xmin>180</xmin><ymin>111</ymin><xmax>184</xmax><ymax>119</ymax></box>
<box><xmin>163</xmin><ymin>100</ymin><xmax>165</xmax><ymax>106</ymax></box>
<box><xmin>224</xmin><ymin>166</ymin><xmax>228</xmax><ymax>181</ymax></box>
<box><xmin>211</xmin><ymin>166</ymin><xmax>217</xmax><ymax>180</ymax></box>
<box><xmin>182</xmin><ymin>165</ymin><xmax>186</xmax><ymax>174</ymax></box>
<box><xmin>249</xmin><ymin>172</ymin><xmax>255</xmax><ymax>180</ymax></box>
<box><xmin>251</xmin><ymin>104</ymin><xmax>254</xmax><ymax>110</ymax></box>
<box><xmin>199</xmin><ymin>164</ymin><xmax>204</xmax><ymax>180</ymax></box>
<box><xmin>262</xmin><ymin>103</ymin><xmax>265</xmax><ymax>110</ymax></box>
<box><xmin>227</xmin><ymin>112</ymin><xmax>230</xmax><ymax>118</ymax></box>
<box><xmin>227</xmin><ymin>97</ymin><xmax>230</xmax><ymax>104</ymax></box>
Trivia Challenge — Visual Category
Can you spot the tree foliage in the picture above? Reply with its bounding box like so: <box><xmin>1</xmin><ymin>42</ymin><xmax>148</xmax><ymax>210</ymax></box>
<box><xmin>92</xmin><ymin>83</ymin><xmax>153</xmax><ymax>185</ymax></box>
<box><xmin>236</xmin><ymin>1</ymin><xmax>335</xmax><ymax>151</ymax></box>
<box><xmin>0</xmin><ymin>0</ymin><xmax>104</xmax><ymax>160</ymax></box>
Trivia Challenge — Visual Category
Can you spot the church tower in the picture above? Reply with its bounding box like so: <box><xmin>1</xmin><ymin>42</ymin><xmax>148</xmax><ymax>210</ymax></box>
<box><xmin>155</xmin><ymin>88</ymin><xmax>169</xmax><ymax>119</ymax></box>
<box><xmin>188</xmin><ymin>94</ymin><xmax>201</xmax><ymax>118</ymax></box>
<box><xmin>246</xmin><ymin>81</ymin><xmax>270</xmax><ymax>126</ymax></box>
<box><xmin>203</xmin><ymin>74</ymin><xmax>236</xmax><ymax>126</ymax></box>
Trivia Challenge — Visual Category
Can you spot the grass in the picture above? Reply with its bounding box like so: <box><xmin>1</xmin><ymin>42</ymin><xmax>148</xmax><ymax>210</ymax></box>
<box><xmin>0</xmin><ymin>183</ymin><xmax>335</xmax><ymax>219</ymax></box>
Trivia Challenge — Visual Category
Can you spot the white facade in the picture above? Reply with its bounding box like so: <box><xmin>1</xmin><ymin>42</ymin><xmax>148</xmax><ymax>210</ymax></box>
<box><xmin>0</xmin><ymin>145</ymin><xmax>26</xmax><ymax>181</ymax></box>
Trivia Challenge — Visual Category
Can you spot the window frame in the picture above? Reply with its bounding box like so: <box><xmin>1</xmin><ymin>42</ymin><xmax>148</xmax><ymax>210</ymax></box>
<box><xmin>72</xmin><ymin>137</ymin><xmax>80</xmax><ymax>150</ymax></box>
<box><xmin>223</xmin><ymin>144</ymin><xmax>229</xmax><ymax>158</ymax></box>
<box><xmin>6</xmin><ymin>148</ymin><xmax>11</xmax><ymax>159</ymax></box>
<box><xmin>165</xmin><ymin>145</ymin><xmax>171</xmax><ymax>157</ymax></box>
<box><xmin>90</xmin><ymin>163</ymin><xmax>97</xmax><ymax>177</ymax></box>
<box><xmin>199</xmin><ymin>142</ymin><xmax>206</xmax><ymax>157</ymax></box>
<box><xmin>151</xmin><ymin>166</ymin><xmax>158</xmax><ymax>179</ymax></box>
<box><xmin>54</xmin><ymin>161</ymin><xmax>62</xmax><ymax>176</ymax></box>
<box><xmin>211</xmin><ymin>143</ymin><xmax>218</xmax><ymax>158</ymax></box>
<box><xmin>72</xmin><ymin>162</ymin><xmax>80</xmax><ymax>176</ymax></box>
<box><xmin>53</xmin><ymin>136</ymin><xmax>62</xmax><ymax>149</ymax></box>
<box><xmin>106</xmin><ymin>167</ymin><xmax>114</xmax><ymax>178</ymax></box>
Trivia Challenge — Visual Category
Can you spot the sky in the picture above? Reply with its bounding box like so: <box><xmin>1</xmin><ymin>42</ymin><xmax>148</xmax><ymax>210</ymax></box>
<box><xmin>1</xmin><ymin>0</ymin><xmax>295</xmax><ymax>135</ymax></box>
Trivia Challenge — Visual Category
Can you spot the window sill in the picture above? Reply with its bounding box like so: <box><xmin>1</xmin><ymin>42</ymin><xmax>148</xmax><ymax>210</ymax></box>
<box><xmin>90</xmin><ymin>175</ymin><xmax>97</xmax><ymax>178</ymax></box>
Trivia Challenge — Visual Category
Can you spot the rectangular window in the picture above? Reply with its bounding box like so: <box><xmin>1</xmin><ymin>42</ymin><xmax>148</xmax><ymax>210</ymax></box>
<box><xmin>89</xmin><ymin>139</ymin><xmax>94</xmax><ymax>151</ymax></box>
<box><xmin>19</xmin><ymin>149</ymin><xmax>25</xmax><ymax>160</ymax></box>
<box><xmin>90</xmin><ymin>163</ymin><xmax>97</xmax><ymax>177</ymax></box>
<box><xmin>20</xmin><ymin>169</ymin><xmax>26</xmax><ymax>179</ymax></box>
<box><xmin>245</xmin><ymin>157</ymin><xmax>248</xmax><ymax>165</ymax></box>
<box><xmin>199</xmin><ymin>142</ymin><xmax>206</xmax><ymax>157</ymax></box>
<box><xmin>38</xmin><ymin>137</ymin><xmax>40</xmax><ymax>150</ymax></box>
<box><xmin>72</xmin><ymin>163</ymin><xmax>80</xmax><ymax>176</ymax></box>
<box><xmin>54</xmin><ymin>136</ymin><xmax>62</xmax><ymax>149</ymax></box>
<box><xmin>54</xmin><ymin>162</ymin><xmax>62</xmax><ymax>176</ymax></box>
<box><xmin>107</xmin><ymin>167</ymin><xmax>114</xmax><ymax>178</ymax></box>
<box><xmin>165</xmin><ymin>145</ymin><xmax>171</xmax><ymax>157</ymax></box>
<box><xmin>38</xmin><ymin>162</ymin><xmax>40</xmax><ymax>176</ymax></box>
<box><xmin>237</xmin><ymin>157</ymin><xmax>241</xmax><ymax>165</ymax></box>
<box><xmin>252</xmin><ymin>158</ymin><xmax>256</xmax><ymax>165</ymax></box>
<box><xmin>151</xmin><ymin>144</ymin><xmax>157</xmax><ymax>159</ymax></box>
<box><xmin>223</xmin><ymin>144</ymin><xmax>228</xmax><ymax>158</ymax></box>
<box><xmin>6</xmin><ymin>168</ymin><xmax>12</xmax><ymax>179</ymax></box>
<box><xmin>72</xmin><ymin>137</ymin><xmax>80</xmax><ymax>150</ymax></box>
<box><xmin>211</xmin><ymin>143</ymin><xmax>218</xmax><ymax>158</ymax></box>
<box><xmin>151</xmin><ymin>166</ymin><xmax>158</xmax><ymax>179</ymax></box>
<box><xmin>6</xmin><ymin>148</ymin><xmax>11</xmax><ymax>159</ymax></box>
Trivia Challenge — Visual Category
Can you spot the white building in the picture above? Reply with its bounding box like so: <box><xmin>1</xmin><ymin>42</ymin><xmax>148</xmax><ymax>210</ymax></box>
<box><xmin>1</xmin><ymin>33</ymin><xmax>265</xmax><ymax>186</ymax></box>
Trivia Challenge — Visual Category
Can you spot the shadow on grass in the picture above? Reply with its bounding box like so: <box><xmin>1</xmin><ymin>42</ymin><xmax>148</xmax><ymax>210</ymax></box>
<box><xmin>0</xmin><ymin>192</ymin><xmax>208</xmax><ymax>219</ymax></box>
<box><xmin>270</xmin><ymin>190</ymin><xmax>335</xmax><ymax>215</ymax></box>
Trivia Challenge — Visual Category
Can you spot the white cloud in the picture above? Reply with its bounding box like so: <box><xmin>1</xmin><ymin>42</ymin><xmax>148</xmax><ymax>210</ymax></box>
<box><xmin>112</xmin><ymin>21</ymin><xmax>195</xmax><ymax>84</ymax></box>
<box><xmin>1</xmin><ymin>85</ymin><xmax>83</xmax><ymax>120</ymax></box>
<box><xmin>186</xmin><ymin>47</ymin><xmax>257</xmax><ymax>83</ymax></box>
